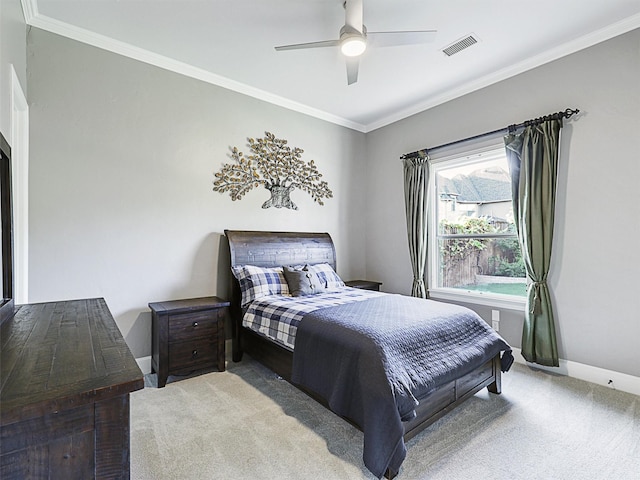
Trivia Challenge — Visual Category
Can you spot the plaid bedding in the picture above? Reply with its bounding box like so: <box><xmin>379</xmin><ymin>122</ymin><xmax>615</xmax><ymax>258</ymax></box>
<box><xmin>243</xmin><ymin>287</ymin><xmax>384</xmax><ymax>350</ymax></box>
<box><xmin>231</xmin><ymin>265</ymin><xmax>290</xmax><ymax>307</ymax></box>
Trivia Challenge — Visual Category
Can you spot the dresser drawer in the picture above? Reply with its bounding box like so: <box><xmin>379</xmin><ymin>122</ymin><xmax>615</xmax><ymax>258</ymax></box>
<box><xmin>169</xmin><ymin>338</ymin><xmax>218</xmax><ymax>371</ymax></box>
<box><xmin>168</xmin><ymin>310</ymin><xmax>221</xmax><ymax>341</ymax></box>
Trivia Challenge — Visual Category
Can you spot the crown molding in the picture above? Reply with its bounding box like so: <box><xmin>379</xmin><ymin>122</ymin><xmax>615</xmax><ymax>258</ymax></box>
<box><xmin>22</xmin><ymin>6</ymin><xmax>368</xmax><ymax>133</ymax></box>
<box><xmin>21</xmin><ymin>2</ymin><xmax>640</xmax><ymax>133</ymax></box>
<box><xmin>366</xmin><ymin>12</ymin><xmax>640</xmax><ymax>132</ymax></box>
<box><xmin>19</xmin><ymin>0</ymin><xmax>38</xmax><ymax>23</ymax></box>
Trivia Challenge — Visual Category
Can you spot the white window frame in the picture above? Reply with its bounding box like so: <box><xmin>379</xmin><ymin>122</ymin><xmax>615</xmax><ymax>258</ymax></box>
<box><xmin>427</xmin><ymin>141</ymin><xmax>525</xmax><ymax>311</ymax></box>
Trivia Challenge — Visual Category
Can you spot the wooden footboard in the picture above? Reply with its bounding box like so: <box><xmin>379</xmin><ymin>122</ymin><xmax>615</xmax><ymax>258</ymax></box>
<box><xmin>402</xmin><ymin>355</ymin><xmax>501</xmax><ymax>441</ymax></box>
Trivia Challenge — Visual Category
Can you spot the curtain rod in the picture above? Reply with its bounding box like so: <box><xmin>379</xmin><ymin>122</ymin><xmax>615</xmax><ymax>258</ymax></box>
<box><xmin>400</xmin><ymin>108</ymin><xmax>579</xmax><ymax>160</ymax></box>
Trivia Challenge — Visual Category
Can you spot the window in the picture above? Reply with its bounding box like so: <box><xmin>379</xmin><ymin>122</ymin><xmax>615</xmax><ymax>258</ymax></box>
<box><xmin>429</xmin><ymin>144</ymin><xmax>526</xmax><ymax>308</ymax></box>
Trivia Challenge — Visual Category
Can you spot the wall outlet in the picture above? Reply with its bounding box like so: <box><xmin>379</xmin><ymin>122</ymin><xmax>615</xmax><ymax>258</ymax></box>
<box><xmin>491</xmin><ymin>310</ymin><xmax>500</xmax><ymax>331</ymax></box>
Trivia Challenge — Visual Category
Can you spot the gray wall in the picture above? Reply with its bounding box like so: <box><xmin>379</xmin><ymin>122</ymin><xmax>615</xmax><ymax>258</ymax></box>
<box><xmin>366</xmin><ymin>29</ymin><xmax>640</xmax><ymax>377</ymax></box>
<box><xmin>27</xmin><ymin>28</ymin><xmax>367</xmax><ymax>358</ymax></box>
<box><xmin>0</xmin><ymin>0</ymin><xmax>27</xmax><ymax>136</ymax></box>
<box><xmin>25</xmin><ymin>23</ymin><xmax>640</xmax><ymax>378</ymax></box>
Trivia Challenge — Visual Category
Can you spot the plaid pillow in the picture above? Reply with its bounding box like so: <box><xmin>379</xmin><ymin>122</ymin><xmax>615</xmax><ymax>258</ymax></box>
<box><xmin>231</xmin><ymin>265</ymin><xmax>290</xmax><ymax>306</ymax></box>
<box><xmin>307</xmin><ymin>263</ymin><xmax>345</xmax><ymax>290</ymax></box>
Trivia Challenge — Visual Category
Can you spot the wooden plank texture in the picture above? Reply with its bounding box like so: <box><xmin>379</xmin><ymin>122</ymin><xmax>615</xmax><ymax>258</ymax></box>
<box><xmin>95</xmin><ymin>396</ymin><xmax>130</xmax><ymax>479</ymax></box>
<box><xmin>225</xmin><ymin>230</ymin><xmax>337</xmax><ymax>270</ymax></box>
<box><xmin>0</xmin><ymin>298</ymin><xmax>143</xmax><ymax>425</ymax></box>
<box><xmin>0</xmin><ymin>298</ymin><xmax>143</xmax><ymax>478</ymax></box>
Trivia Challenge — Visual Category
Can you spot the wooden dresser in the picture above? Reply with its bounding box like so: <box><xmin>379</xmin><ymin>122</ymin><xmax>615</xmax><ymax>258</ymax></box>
<box><xmin>0</xmin><ymin>298</ymin><xmax>144</xmax><ymax>479</ymax></box>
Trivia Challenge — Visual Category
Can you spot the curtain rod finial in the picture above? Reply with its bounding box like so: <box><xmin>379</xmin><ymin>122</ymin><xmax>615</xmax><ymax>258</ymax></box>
<box><xmin>400</xmin><ymin>148</ymin><xmax>429</xmax><ymax>161</ymax></box>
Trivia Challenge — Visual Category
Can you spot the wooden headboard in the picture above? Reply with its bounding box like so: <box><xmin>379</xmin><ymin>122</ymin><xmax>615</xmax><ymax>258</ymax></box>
<box><xmin>224</xmin><ymin>230</ymin><xmax>336</xmax><ymax>270</ymax></box>
<box><xmin>224</xmin><ymin>230</ymin><xmax>337</xmax><ymax>363</ymax></box>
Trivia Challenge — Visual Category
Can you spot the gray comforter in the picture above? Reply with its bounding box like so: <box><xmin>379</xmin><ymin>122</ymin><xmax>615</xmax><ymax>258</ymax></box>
<box><xmin>291</xmin><ymin>294</ymin><xmax>512</xmax><ymax>478</ymax></box>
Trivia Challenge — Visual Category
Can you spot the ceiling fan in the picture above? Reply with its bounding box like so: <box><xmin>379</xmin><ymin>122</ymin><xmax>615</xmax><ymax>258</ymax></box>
<box><xmin>274</xmin><ymin>0</ymin><xmax>437</xmax><ymax>85</ymax></box>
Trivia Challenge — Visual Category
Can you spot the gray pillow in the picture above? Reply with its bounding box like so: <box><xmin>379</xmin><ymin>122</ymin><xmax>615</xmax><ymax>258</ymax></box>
<box><xmin>283</xmin><ymin>266</ymin><xmax>322</xmax><ymax>296</ymax></box>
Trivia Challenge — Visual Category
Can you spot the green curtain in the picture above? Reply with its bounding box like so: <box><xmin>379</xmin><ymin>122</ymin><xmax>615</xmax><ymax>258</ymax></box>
<box><xmin>403</xmin><ymin>154</ymin><xmax>430</xmax><ymax>298</ymax></box>
<box><xmin>504</xmin><ymin>119</ymin><xmax>562</xmax><ymax>367</ymax></box>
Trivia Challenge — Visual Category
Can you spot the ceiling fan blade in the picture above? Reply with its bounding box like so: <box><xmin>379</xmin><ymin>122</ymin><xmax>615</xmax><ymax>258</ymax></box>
<box><xmin>367</xmin><ymin>30</ymin><xmax>437</xmax><ymax>47</ymax></box>
<box><xmin>346</xmin><ymin>57</ymin><xmax>359</xmax><ymax>85</ymax></box>
<box><xmin>344</xmin><ymin>0</ymin><xmax>364</xmax><ymax>34</ymax></box>
<box><xmin>275</xmin><ymin>39</ymin><xmax>340</xmax><ymax>51</ymax></box>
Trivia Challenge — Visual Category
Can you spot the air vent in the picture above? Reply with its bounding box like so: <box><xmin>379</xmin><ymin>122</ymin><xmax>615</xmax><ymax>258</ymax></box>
<box><xmin>442</xmin><ymin>35</ymin><xmax>478</xmax><ymax>57</ymax></box>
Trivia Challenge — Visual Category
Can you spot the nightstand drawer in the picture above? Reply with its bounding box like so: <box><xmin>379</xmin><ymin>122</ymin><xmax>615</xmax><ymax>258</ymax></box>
<box><xmin>150</xmin><ymin>296</ymin><xmax>229</xmax><ymax>387</ymax></box>
<box><xmin>168</xmin><ymin>310</ymin><xmax>221</xmax><ymax>341</ymax></box>
<box><xmin>169</xmin><ymin>338</ymin><xmax>218</xmax><ymax>371</ymax></box>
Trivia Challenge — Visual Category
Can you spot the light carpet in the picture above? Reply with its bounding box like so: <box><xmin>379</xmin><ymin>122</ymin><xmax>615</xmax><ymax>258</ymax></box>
<box><xmin>131</xmin><ymin>354</ymin><xmax>639</xmax><ymax>479</ymax></box>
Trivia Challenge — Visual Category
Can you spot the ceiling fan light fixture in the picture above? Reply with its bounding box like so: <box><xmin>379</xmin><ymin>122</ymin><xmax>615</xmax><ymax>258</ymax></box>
<box><xmin>341</xmin><ymin>36</ymin><xmax>367</xmax><ymax>57</ymax></box>
<box><xmin>273</xmin><ymin>0</ymin><xmax>437</xmax><ymax>84</ymax></box>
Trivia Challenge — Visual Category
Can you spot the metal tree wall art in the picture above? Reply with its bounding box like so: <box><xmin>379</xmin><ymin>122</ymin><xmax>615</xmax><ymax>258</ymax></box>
<box><xmin>213</xmin><ymin>132</ymin><xmax>333</xmax><ymax>210</ymax></box>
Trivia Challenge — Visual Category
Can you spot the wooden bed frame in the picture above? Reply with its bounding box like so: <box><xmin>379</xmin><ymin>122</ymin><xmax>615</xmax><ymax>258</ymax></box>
<box><xmin>225</xmin><ymin>230</ymin><xmax>502</xmax><ymax>478</ymax></box>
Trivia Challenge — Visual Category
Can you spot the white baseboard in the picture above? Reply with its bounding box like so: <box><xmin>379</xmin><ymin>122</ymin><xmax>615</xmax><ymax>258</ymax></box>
<box><xmin>511</xmin><ymin>348</ymin><xmax>640</xmax><ymax>397</ymax></box>
<box><xmin>136</xmin><ymin>356</ymin><xmax>152</xmax><ymax>375</ymax></box>
<box><xmin>134</xmin><ymin>350</ymin><xmax>639</xmax><ymax>396</ymax></box>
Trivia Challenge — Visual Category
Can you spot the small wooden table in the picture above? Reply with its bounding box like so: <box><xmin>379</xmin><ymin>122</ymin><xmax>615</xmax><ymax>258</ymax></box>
<box><xmin>0</xmin><ymin>298</ymin><xmax>143</xmax><ymax>479</ymax></box>
<box><xmin>150</xmin><ymin>296</ymin><xmax>229</xmax><ymax>388</ymax></box>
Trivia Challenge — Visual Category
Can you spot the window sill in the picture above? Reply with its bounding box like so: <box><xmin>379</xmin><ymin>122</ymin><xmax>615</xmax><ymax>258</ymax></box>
<box><xmin>429</xmin><ymin>288</ymin><xmax>526</xmax><ymax>311</ymax></box>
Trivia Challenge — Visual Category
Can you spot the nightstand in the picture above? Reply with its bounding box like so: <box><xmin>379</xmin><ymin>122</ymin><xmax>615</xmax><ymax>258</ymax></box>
<box><xmin>345</xmin><ymin>280</ymin><xmax>382</xmax><ymax>291</ymax></box>
<box><xmin>150</xmin><ymin>296</ymin><xmax>230</xmax><ymax>388</ymax></box>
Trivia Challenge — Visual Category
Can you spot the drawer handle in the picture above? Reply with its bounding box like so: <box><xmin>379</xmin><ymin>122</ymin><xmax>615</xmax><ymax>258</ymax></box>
<box><xmin>192</xmin><ymin>350</ymin><xmax>198</xmax><ymax>358</ymax></box>
<box><xmin>192</xmin><ymin>322</ymin><xmax>199</xmax><ymax>328</ymax></box>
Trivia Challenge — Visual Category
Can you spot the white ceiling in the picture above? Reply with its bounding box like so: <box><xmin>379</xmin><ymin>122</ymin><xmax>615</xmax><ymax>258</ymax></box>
<box><xmin>25</xmin><ymin>0</ymin><xmax>640</xmax><ymax>132</ymax></box>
